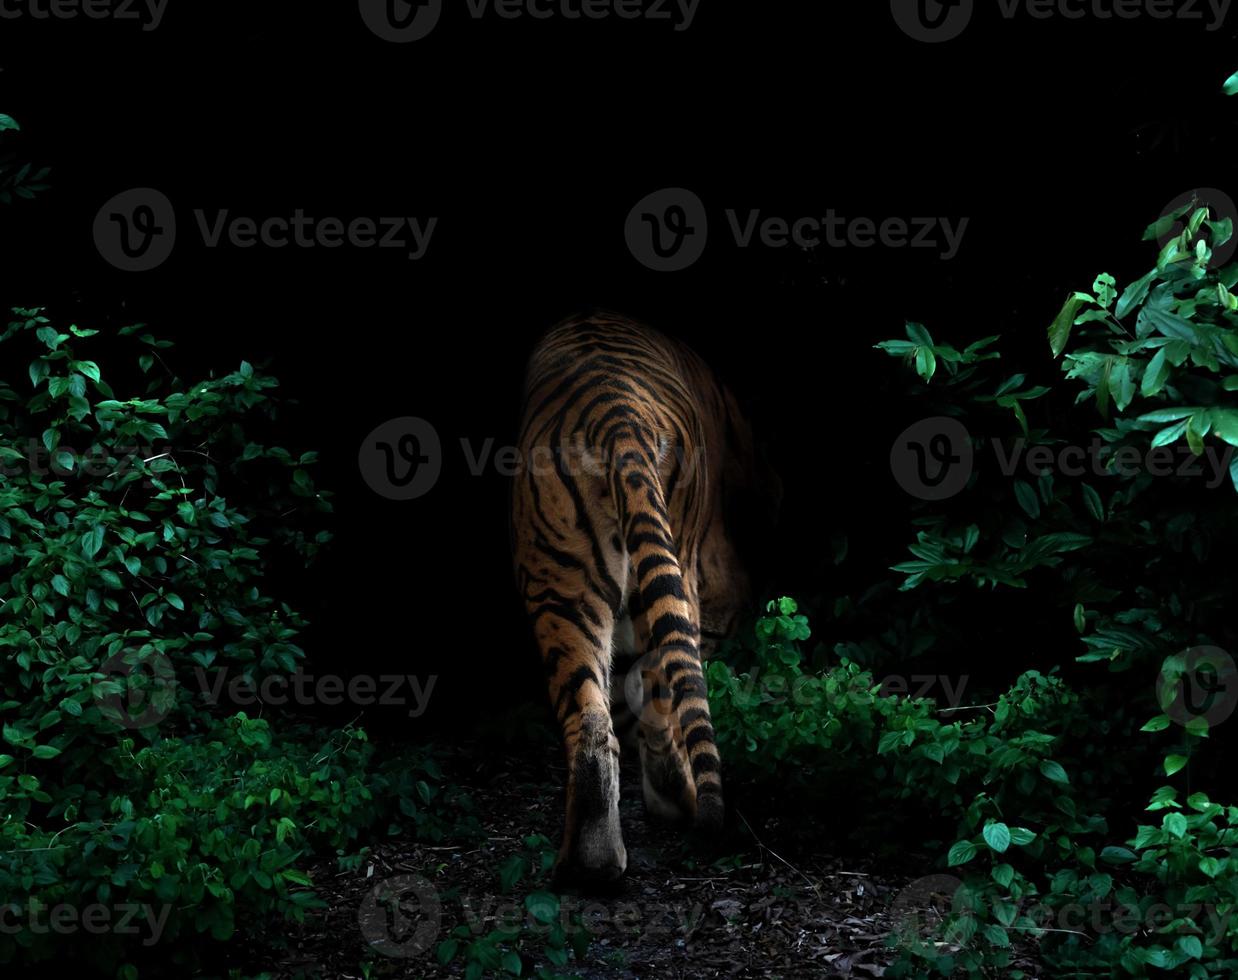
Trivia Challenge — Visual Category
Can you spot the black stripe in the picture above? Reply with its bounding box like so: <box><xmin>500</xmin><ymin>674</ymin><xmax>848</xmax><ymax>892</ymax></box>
<box><xmin>649</xmin><ymin>613</ymin><xmax>699</xmax><ymax>645</ymax></box>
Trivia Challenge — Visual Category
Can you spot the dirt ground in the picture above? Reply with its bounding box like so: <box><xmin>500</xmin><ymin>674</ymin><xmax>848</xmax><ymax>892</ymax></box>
<box><xmin>234</xmin><ymin>739</ymin><xmax>1044</xmax><ymax>979</ymax></box>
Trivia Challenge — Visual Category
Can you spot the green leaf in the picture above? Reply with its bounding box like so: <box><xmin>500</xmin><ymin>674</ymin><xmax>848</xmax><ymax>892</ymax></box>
<box><xmin>1164</xmin><ymin>754</ymin><xmax>1189</xmax><ymax>776</ymax></box>
<box><xmin>1137</xmin><ymin>407</ymin><xmax>1198</xmax><ymax>424</ymax></box>
<box><xmin>1081</xmin><ymin>483</ymin><xmax>1103</xmax><ymax>521</ymax></box>
<box><xmin>983</xmin><ymin>822</ymin><xmax>1012</xmax><ymax>854</ymax></box>
<box><xmin>81</xmin><ymin>525</ymin><xmax>105</xmax><ymax>560</ymax></box>
<box><xmin>1049</xmin><ymin>292</ymin><xmax>1087</xmax><ymax>358</ymax></box>
<box><xmin>1039</xmin><ymin>759</ymin><xmax>1069</xmax><ymax>785</ymax></box>
<box><xmin>1225</xmin><ymin>70</ymin><xmax>1238</xmax><ymax>96</ymax></box>
<box><xmin>437</xmin><ymin>940</ymin><xmax>459</xmax><ymax>965</ymax></box>
<box><xmin>1140</xmin><ymin>347</ymin><xmax>1170</xmax><ymax>397</ymax></box>
<box><xmin>1092</xmin><ymin>272</ymin><xmax>1116</xmax><ymax>309</ymax></box>
<box><xmin>982</xmin><ymin>924</ymin><xmax>1010</xmax><ymax>947</ymax></box>
<box><xmin>1013</xmin><ymin>480</ymin><xmax>1040</xmax><ymax>519</ymax></box>
<box><xmin>498</xmin><ymin>854</ymin><xmax>525</xmax><ymax>893</ymax></box>
<box><xmin>947</xmin><ymin>840</ymin><xmax>977</xmax><ymax>866</ymax></box>
<box><xmin>1151</xmin><ymin>419</ymin><xmax>1188</xmax><ymax>449</ymax></box>
<box><xmin>1211</xmin><ymin>408</ymin><xmax>1238</xmax><ymax>448</ymax></box>
<box><xmin>1115</xmin><ymin>269</ymin><xmax>1156</xmax><ymax>319</ymax></box>
<box><xmin>75</xmin><ymin>360</ymin><xmax>102</xmax><ymax>382</ymax></box>
<box><xmin>524</xmin><ymin>891</ymin><xmax>559</xmax><ymax>925</ymax></box>
<box><xmin>905</xmin><ymin>322</ymin><xmax>933</xmax><ymax>346</ymax></box>
<box><xmin>1100</xmin><ymin>846</ymin><xmax>1137</xmax><ymax>865</ymax></box>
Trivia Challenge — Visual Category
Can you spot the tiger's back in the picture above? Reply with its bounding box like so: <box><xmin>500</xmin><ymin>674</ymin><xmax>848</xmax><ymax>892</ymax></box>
<box><xmin>511</xmin><ymin>311</ymin><xmax>761</xmax><ymax>886</ymax></box>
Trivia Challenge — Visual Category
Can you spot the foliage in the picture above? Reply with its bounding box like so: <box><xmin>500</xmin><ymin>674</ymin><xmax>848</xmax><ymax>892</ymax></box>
<box><xmin>0</xmin><ymin>309</ymin><xmax>444</xmax><ymax>974</ymax></box>
<box><xmin>0</xmin><ymin>114</ymin><xmax>49</xmax><ymax>206</ymax></box>
<box><xmin>432</xmin><ymin>833</ymin><xmax>590</xmax><ymax>979</ymax></box>
<box><xmin>711</xmin><ymin>207</ymin><xmax>1238</xmax><ymax>976</ymax></box>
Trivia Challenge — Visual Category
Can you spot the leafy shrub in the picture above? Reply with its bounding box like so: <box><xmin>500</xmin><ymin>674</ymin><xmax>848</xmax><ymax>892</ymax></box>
<box><xmin>711</xmin><ymin>204</ymin><xmax>1238</xmax><ymax>977</ymax></box>
<box><xmin>0</xmin><ymin>310</ymin><xmax>441</xmax><ymax>975</ymax></box>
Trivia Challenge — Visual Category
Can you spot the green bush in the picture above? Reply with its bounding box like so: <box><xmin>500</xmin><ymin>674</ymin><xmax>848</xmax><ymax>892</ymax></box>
<box><xmin>0</xmin><ymin>310</ymin><xmax>446</xmax><ymax>975</ymax></box>
<box><xmin>710</xmin><ymin>204</ymin><xmax>1238</xmax><ymax>977</ymax></box>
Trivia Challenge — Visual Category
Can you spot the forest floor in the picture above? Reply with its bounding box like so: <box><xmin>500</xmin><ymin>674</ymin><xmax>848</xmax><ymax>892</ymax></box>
<box><xmin>234</xmin><ymin>736</ymin><xmax>1045</xmax><ymax>979</ymax></box>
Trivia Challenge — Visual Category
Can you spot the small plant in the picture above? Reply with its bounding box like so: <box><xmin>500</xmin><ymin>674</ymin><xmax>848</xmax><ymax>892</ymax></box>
<box><xmin>434</xmin><ymin>834</ymin><xmax>591</xmax><ymax>978</ymax></box>
<box><xmin>0</xmin><ymin>114</ymin><xmax>50</xmax><ymax>206</ymax></box>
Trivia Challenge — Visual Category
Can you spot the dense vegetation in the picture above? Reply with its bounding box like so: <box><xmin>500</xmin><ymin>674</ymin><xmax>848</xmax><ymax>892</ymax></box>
<box><xmin>6</xmin><ymin>103</ymin><xmax>1238</xmax><ymax>978</ymax></box>
<box><xmin>711</xmin><ymin>199</ymin><xmax>1238</xmax><ymax>976</ymax></box>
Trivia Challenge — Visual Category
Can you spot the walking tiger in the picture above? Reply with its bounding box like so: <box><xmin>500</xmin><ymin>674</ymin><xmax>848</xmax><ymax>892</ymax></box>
<box><xmin>510</xmin><ymin>310</ymin><xmax>777</xmax><ymax>886</ymax></box>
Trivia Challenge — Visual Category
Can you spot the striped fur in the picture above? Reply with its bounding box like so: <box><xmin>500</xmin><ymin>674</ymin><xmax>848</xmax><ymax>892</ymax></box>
<box><xmin>511</xmin><ymin>311</ymin><xmax>764</xmax><ymax>887</ymax></box>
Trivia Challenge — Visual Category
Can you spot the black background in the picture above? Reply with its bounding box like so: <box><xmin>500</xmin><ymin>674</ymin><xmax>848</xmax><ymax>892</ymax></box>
<box><xmin>1</xmin><ymin>1</ymin><xmax>1235</xmax><ymax>734</ymax></box>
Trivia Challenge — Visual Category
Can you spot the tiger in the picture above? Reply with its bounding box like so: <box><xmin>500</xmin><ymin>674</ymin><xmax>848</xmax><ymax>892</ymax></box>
<box><xmin>510</xmin><ymin>310</ymin><xmax>777</xmax><ymax>887</ymax></box>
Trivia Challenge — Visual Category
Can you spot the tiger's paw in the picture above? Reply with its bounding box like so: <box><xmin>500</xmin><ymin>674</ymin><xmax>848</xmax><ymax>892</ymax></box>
<box><xmin>552</xmin><ymin>838</ymin><xmax>628</xmax><ymax>892</ymax></box>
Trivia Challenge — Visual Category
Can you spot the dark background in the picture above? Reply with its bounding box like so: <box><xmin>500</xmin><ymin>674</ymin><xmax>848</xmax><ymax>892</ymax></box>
<box><xmin>1</xmin><ymin>1</ymin><xmax>1235</xmax><ymax>734</ymax></box>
